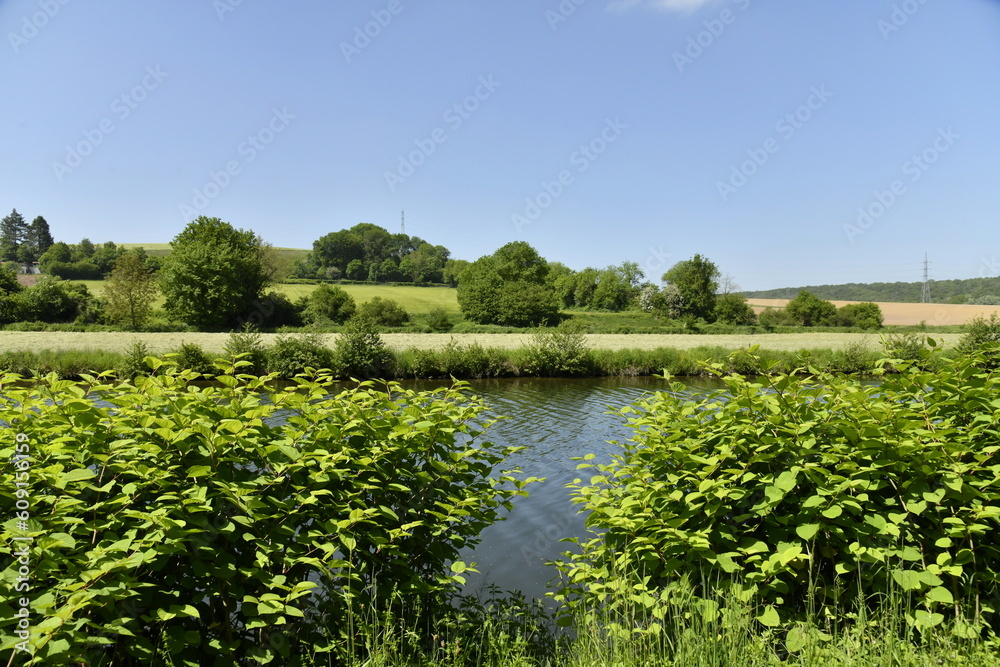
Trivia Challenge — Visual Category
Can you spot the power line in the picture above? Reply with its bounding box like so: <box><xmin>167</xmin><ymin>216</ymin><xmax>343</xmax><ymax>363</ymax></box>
<box><xmin>922</xmin><ymin>253</ymin><xmax>932</xmax><ymax>303</ymax></box>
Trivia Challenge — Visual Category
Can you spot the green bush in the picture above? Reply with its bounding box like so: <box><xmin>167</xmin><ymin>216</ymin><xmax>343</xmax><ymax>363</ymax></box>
<box><xmin>555</xmin><ymin>347</ymin><xmax>1000</xmax><ymax>637</ymax></box>
<box><xmin>356</xmin><ymin>296</ymin><xmax>409</xmax><ymax>327</ymax></box>
<box><xmin>835</xmin><ymin>302</ymin><xmax>883</xmax><ymax>329</ymax></box>
<box><xmin>266</xmin><ymin>332</ymin><xmax>334</xmax><ymax>378</ymax></box>
<box><xmin>959</xmin><ymin>314</ymin><xmax>1000</xmax><ymax>368</ymax></box>
<box><xmin>303</xmin><ymin>284</ymin><xmax>355</xmax><ymax>325</ymax></box>
<box><xmin>334</xmin><ymin>317</ymin><xmax>392</xmax><ymax>378</ymax></box>
<box><xmin>0</xmin><ymin>368</ymin><xmax>534</xmax><ymax>664</ymax></box>
<box><xmin>117</xmin><ymin>340</ymin><xmax>152</xmax><ymax>379</ymax></box>
<box><xmin>223</xmin><ymin>324</ymin><xmax>268</xmax><ymax>375</ymax></box>
<box><xmin>785</xmin><ymin>290</ymin><xmax>837</xmax><ymax>326</ymax></box>
<box><xmin>517</xmin><ymin>326</ymin><xmax>593</xmax><ymax>377</ymax></box>
<box><xmin>170</xmin><ymin>342</ymin><xmax>214</xmax><ymax>375</ymax></box>
<box><xmin>426</xmin><ymin>307</ymin><xmax>453</xmax><ymax>332</ymax></box>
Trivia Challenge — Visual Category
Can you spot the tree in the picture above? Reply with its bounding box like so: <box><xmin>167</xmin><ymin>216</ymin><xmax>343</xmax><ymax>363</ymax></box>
<box><xmin>662</xmin><ymin>254</ymin><xmax>720</xmax><ymax>322</ymax></box>
<box><xmin>159</xmin><ymin>217</ymin><xmax>275</xmax><ymax>328</ymax></box>
<box><xmin>785</xmin><ymin>290</ymin><xmax>837</xmax><ymax>326</ymax></box>
<box><xmin>104</xmin><ymin>251</ymin><xmax>158</xmax><ymax>329</ymax></box>
<box><xmin>25</xmin><ymin>216</ymin><xmax>54</xmax><ymax>260</ymax></box>
<box><xmin>713</xmin><ymin>275</ymin><xmax>756</xmax><ymax>325</ymax></box>
<box><xmin>39</xmin><ymin>241</ymin><xmax>72</xmax><ymax>272</ymax></box>
<box><xmin>345</xmin><ymin>259</ymin><xmax>366</xmax><ymax>281</ymax></box>
<box><xmin>0</xmin><ymin>209</ymin><xmax>27</xmax><ymax>262</ymax></box>
<box><xmin>714</xmin><ymin>293</ymin><xmax>757</xmax><ymax>325</ymax></box>
<box><xmin>835</xmin><ymin>302</ymin><xmax>883</xmax><ymax>329</ymax></box>
<box><xmin>442</xmin><ymin>259</ymin><xmax>469</xmax><ymax>287</ymax></box>
<box><xmin>304</xmin><ymin>285</ymin><xmax>356</xmax><ymax>325</ymax></box>
<box><xmin>78</xmin><ymin>238</ymin><xmax>95</xmax><ymax>258</ymax></box>
<box><xmin>457</xmin><ymin>242</ymin><xmax>559</xmax><ymax>327</ymax></box>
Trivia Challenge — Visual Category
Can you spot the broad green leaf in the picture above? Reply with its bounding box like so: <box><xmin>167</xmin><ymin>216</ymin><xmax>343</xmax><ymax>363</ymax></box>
<box><xmin>756</xmin><ymin>605</ymin><xmax>781</xmax><ymax>627</ymax></box>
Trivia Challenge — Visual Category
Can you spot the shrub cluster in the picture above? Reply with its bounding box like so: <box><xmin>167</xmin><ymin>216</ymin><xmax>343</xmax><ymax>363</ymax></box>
<box><xmin>556</xmin><ymin>346</ymin><xmax>1000</xmax><ymax>638</ymax></box>
<box><xmin>0</xmin><ymin>367</ymin><xmax>534</xmax><ymax>664</ymax></box>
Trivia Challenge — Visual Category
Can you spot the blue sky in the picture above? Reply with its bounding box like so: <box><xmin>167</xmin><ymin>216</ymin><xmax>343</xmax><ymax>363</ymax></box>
<box><xmin>2</xmin><ymin>0</ymin><xmax>998</xmax><ymax>291</ymax></box>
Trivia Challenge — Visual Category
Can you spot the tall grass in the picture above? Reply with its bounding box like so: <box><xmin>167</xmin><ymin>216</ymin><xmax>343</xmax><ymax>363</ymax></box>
<box><xmin>299</xmin><ymin>583</ymin><xmax>998</xmax><ymax>666</ymax></box>
<box><xmin>0</xmin><ymin>340</ymin><xmax>954</xmax><ymax>381</ymax></box>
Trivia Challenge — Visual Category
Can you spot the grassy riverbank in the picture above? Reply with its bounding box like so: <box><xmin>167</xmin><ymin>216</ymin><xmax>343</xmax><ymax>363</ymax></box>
<box><xmin>0</xmin><ymin>330</ymin><xmax>956</xmax><ymax>380</ymax></box>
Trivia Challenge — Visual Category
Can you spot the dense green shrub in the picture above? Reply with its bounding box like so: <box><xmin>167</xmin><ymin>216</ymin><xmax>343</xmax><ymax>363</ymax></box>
<box><xmin>517</xmin><ymin>326</ymin><xmax>593</xmax><ymax>377</ymax></box>
<box><xmin>266</xmin><ymin>332</ymin><xmax>335</xmax><ymax>378</ymax></box>
<box><xmin>44</xmin><ymin>259</ymin><xmax>104</xmax><ymax>280</ymax></box>
<box><xmin>959</xmin><ymin>314</ymin><xmax>1000</xmax><ymax>368</ymax></box>
<box><xmin>334</xmin><ymin>317</ymin><xmax>392</xmax><ymax>378</ymax></box>
<box><xmin>836</xmin><ymin>302</ymin><xmax>883</xmax><ymax>329</ymax></box>
<box><xmin>303</xmin><ymin>284</ymin><xmax>355</xmax><ymax>325</ymax></box>
<box><xmin>426</xmin><ymin>307</ymin><xmax>453</xmax><ymax>332</ymax></box>
<box><xmin>169</xmin><ymin>342</ymin><xmax>214</xmax><ymax>375</ymax></box>
<box><xmin>785</xmin><ymin>290</ymin><xmax>837</xmax><ymax>326</ymax></box>
<box><xmin>246</xmin><ymin>291</ymin><xmax>303</xmax><ymax>329</ymax></box>
<box><xmin>714</xmin><ymin>292</ymin><xmax>757</xmax><ymax>325</ymax></box>
<box><xmin>116</xmin><ymin>340</ymin><xmax>153</xmax><ymax>379</ymax></box>
<box><xmin>556</xmin><ymin>347</ymin><xmax>1000</xmax><ymax>637</ymax></box>
<box><xmin>458</xmin><ymin>242</ymin><xmax>559</xmax><ymax>327</ymax></box>
<box><xmin>0</xmin><ymin>368</ymin><xmax>533</xmax><ymax>664</ymax></box>
<box><xmin>16</xmin><ymin>277</ymin><xmax>90</xmax><ymax>323</ymax></box>
<box><xmin>223</xmin><ymin>325</ymin><xmax>268</xmax><ymax>375</ymax></box>
<box><xmin>356</xmin><ymin>296</ymin><xmax>409</xmax><ymax>327</ymax></box>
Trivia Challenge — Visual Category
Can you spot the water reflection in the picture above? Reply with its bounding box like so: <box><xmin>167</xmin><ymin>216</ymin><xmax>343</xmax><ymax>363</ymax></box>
<box><xmin>446</xmin><ymin>376</ymin><xmax>728</xmax><ymax>601</ymax></box>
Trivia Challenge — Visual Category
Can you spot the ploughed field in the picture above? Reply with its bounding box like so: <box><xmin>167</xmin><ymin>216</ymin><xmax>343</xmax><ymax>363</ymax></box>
<box><xmin>750</xmin><ymin>298</ymin><xmax>1000</xmax><ymax>326</ymax></box>
<box><xmin>0</xmin><ymin>331</ymin><xmax>965</xmax><ymax>354</ymax></box>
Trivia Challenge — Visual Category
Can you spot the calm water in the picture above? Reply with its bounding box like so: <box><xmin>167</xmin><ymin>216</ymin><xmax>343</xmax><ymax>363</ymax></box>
<box><xmin>433</xmin><ymin>376</ymin><xmax>729</xmax><ymax>601</ymax></box>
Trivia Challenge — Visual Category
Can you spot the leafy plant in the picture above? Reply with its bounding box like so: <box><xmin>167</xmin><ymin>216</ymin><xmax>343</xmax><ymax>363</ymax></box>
<box><xmin>356</xmin><ymin>296</ymin><xmax>409</xmax><ymax>327</ymax></box>
<box><xmin>426</xmin><ymin>307</ymin><xmax>453</xmax><ymax>332</ymax></box>
<box><xmin>518</xmin><ymin>325</ymin><xmax>593</xmax><ymax>377</ymax></box>
<box><xmin>335</xmin><ymin>316</ymin><xmax>392</xmax><ymax>378</ymax></box>
<box><xmin>266</xmin><ymin>331</ymin><xmax>334</xmax><ymax>378</ymax></box>
<box><xmin>0</xmin><ymin>366</ymin><xmax>535</xmax><ymax>664</ymax></box>
<box><xmin>555</xmin><ymin>347</ymin><xmax>1000</xmax><ymax>638</ymax></box>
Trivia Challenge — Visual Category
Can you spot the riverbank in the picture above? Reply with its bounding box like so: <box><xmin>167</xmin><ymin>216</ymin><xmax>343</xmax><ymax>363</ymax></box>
<box><xmin>0</xmin><ymin>330</ymin><xmax>963</xmax><ymax>353</ymax></box>
<box><xmin>0</xmin><ymin>330</ymin><xmax>950</xmax><ymax>380</ymax></box>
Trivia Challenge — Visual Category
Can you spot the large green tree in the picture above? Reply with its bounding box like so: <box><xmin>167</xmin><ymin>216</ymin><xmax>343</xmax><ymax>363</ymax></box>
<box><xmin>159</xmin><ymin>217</ymin><xmax>276</xmax><ymax>328</ymax></box>
<box><xmin>457</xmin><ymin>241</ymin><xmax>559</xmax><ymax>326</ymax></box>
<box><xmin>662</xmin><ymin>254</ymin><xmax>720</xmax><ymax>322</ymax></box>
<box><xmin>24</xmin><ymin>216</ymin><xmax>54</xmax><ymax>261</ymax></box>
<box><xmin>104</xmin><ymin>250</ymin><xmax>158</xmax><ymax>329</ymax></box>
<box><xmin>0</xmin><ymin>209</ymin><xmax>27</xmax><ymax>262</ymax></box>
<box><xmin>785</xmin><ymin>290</ymin><xmax>837</xmax><ymax>326</ymax></box>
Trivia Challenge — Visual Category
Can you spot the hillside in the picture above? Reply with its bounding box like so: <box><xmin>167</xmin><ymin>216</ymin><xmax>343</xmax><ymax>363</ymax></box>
<box><xmin>744</xmin><ymin>276</ymin><xmax>1000</xmax><ymax>305</ymax></box>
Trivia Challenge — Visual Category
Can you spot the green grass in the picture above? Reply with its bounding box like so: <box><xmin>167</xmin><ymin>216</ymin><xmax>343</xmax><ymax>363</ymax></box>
<box><xmin>73</xmin><ymin>280</ymin><xmax>460</xmax><ymax>314</ymax></box>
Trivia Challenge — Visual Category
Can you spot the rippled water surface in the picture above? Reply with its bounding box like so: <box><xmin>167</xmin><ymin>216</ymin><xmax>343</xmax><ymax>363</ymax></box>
<box><xmin>429</xmin><ymin>375</ymin><xmax>729</xmax><ymax>601</ymax></box>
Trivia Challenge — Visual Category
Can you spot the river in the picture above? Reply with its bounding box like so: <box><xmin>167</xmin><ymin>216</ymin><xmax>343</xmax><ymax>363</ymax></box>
<box><xmin>433</xmin><ymin>375</ymin><xmax>729</xmax><ymax>602</ymax></box>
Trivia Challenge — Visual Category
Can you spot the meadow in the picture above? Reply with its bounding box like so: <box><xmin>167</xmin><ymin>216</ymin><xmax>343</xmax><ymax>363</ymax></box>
<box><xmin>73</xmin><ymin>280</ymin><xmax>461</xmax><ymax>313</ymax></box>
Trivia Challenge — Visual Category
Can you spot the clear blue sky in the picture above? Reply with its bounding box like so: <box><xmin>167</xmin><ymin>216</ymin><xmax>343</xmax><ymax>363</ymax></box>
<box><xmin>2</xmin><ymin>0</ymin><xmax>998</xmax><ymax>290</ymax></box>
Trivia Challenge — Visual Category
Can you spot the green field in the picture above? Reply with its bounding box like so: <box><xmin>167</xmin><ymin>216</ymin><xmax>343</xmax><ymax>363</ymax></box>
<box><xmin>74</xmin><ymin>280</ymin><xmax>460</xmax><ymax>314</ymax></box>
<box><xmin>119</xmin><ymin>243</ymin><xmax>311</xmax><ymax>269</ymax></box>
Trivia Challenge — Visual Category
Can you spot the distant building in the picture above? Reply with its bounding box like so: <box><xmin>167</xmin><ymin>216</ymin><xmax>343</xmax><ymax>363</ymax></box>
<box><xmin>19</xmin><ymin>262</ymin><xmax>41</xmax><ymax>274</ymax></box>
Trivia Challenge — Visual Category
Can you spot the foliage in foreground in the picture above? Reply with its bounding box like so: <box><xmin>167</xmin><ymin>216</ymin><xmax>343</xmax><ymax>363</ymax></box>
<box><xmin>556</xmin><ymin>345</ymin><xmax>1000</xmax><ymax>639</ymax></box>
<box><xmin>0</xmin><ymin>365</ymin><xmax>535</xmax><ymax>665</ymax></box>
